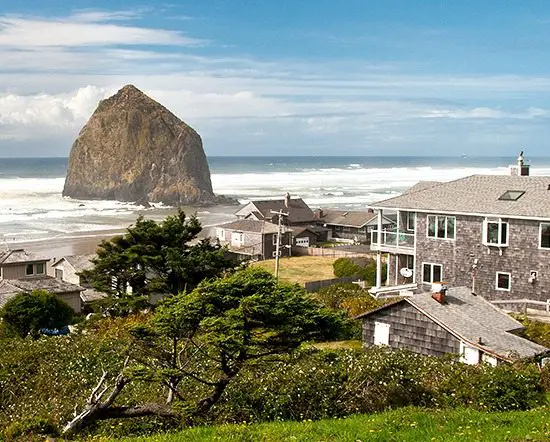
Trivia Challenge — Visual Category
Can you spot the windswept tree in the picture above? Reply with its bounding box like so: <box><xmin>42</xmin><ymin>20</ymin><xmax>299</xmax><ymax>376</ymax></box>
<box><xmin>82</xmin><ymin>210</ymin><xmax>233</xmax><ymax>314</ymax></box>
<box><xmin>63</xmin><ymin>267</ymin><xmax>346</xmax><ymax>435</ymax></box>
<box><xmin>0</xmin><ymin>290</ymin><xmax>73</xmax><ymax>339</ymax></box>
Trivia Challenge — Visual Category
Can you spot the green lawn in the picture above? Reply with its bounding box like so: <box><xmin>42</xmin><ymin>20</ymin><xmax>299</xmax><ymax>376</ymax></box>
<box><xmin>252</xmin><ymin>256</ymin><xmax>336</xmax><ymax>285</ymax></box>
<box><xmin>123</xmin><ymin>407</ymin><xmax>550</xmax><ymax>441</ymax></box>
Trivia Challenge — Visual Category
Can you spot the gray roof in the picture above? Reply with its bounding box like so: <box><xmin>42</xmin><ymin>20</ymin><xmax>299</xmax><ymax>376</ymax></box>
<box><xmin>81</xmin><ymin>288</ymin><xmax>107</xmax><ymax>303</ymax></box>
<box><xmin>0</xmin><ymin>277</ymin><xmax>84</xmax><ymax>308</ymax></box>
<box><xmin>370</xmin><ymin>175</ymin><xmax>550</xmax><ymax>219</ymax></box>
<box><xmin>356</xmin><ymin>286</ymin><xmax>548</xmax><ymax>361</ymax></box>
<box><xmin>320</xmin><ymin>210</ymin><xmax>376</xmax><ymax>227</ymax></box>
<box><xmin>52</xmin><ymin>254</ymin><xmax>96</xmax><ymax>272</ymax></box>
<box><xmin>404</xmin><ymin>181</ymin><xmax>443</xmax><ymax>194</ymax></box>
<box><xmin>217</xmin><ymin>219</ymin><xmax>281</xmax><ymax>234</ymax></box>
<box><xmin>0</xmin><ymin>249</ymin><xmax>48</xmax><ymax>265</ymax></box>
<box><xmin>235</xmin><ymin>198</ymin><xmax>314</xmax><ymax>224</ymax></box>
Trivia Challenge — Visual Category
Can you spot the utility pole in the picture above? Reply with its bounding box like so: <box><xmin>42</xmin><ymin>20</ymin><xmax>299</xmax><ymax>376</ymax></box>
<box><xmin>270</xmin><ymin>209</ymin><xmax>289</xmax><ymax>281</ymax></box>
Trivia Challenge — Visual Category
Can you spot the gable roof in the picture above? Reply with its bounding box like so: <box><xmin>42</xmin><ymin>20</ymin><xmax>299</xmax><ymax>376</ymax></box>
<box><xmin>52</xmin><ymin>254</ymin><xmax>96</xmax><ymax>272</ymax></box>
<box><xmin>369</xmin><ymin>175</ymin><xmax>550</xmax><ymax>220</ymax></box>
<box><xmin>404</xmin><ymin>181</ymin><xmax>443</xmax><ymax>194</ymax></box>
<box><xmin>0</xmin><ymin>277</ymin><xmax>84</xmax><ymax>308</ymax></box>
<box><xmin>217</xmin><ymin>219</ymin><xmax>282</xmax><ymax>234</ymax></box>
<box><xmin>320</xmin><ymin>210</ymin><xmax>376</xmax><ymax>227</ymax></box>
<box><xmin>235</xmin><ymin>198</ymin><xmax>314</xmax><ymax>224</ymax></box>
<box><xmin>356</xmin><ymin>286</ymin><xmax>548</xmax><ymax>361</ymax></box>
<box><xmin>0</xmin><ymin>249</ymin><xmax>48</xmax><ymax>265</ymax></box>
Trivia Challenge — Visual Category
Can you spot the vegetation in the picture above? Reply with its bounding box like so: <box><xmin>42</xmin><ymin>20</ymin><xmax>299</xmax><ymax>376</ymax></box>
<box><xmin>252</xmin><ymin>256</ymin><xmax>337</xmax><ymax>285</ymax></box>
<box><xmin>82</xmin><ymin>210</ymin><xmax>234</xmax><ymax>315</ymax></box>
<box><xmin>122</xmin><ymin>406</ymin><xmax>550</xmax><ymax>442</ymax></box>
<box><xmin>0</xmin><ymin>290</ymin><xmax>73</xmax><ymax>339</ymax></box>
<box><xmin>332</xmin><ymin>256</ymin><xmax>386</xmax><ymax>286</ymax></box>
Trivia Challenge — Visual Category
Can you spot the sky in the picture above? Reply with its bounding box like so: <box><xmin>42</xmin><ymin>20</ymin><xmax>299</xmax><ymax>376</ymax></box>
<box><xmin>1</xmin><ymin>1</ymin><xmax>550</xmax><ymax>157</ymax></box>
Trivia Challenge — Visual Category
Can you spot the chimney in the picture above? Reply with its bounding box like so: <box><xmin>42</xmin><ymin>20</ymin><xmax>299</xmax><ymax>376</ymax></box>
<box><xmin>510</xmin><ymin>151</ymin><xmax>530</xmax><ymax>176</ymax></box>
<box><xmin>367</xmin><ymin>208</ymin><xmax>374</xmax><ymax>213</ymax></box>
<box><xmin>284</xmin><ymin>192</ymin><xmax>291</xmax><ymax>208</ymax></box>
<box><xmin>431</xmin><ymin>282</ymin><xmax>448</xmax><ymax>304</ymax></box>
<box><xmin>313</xmin><ymin>208</ymin><xmax>323</xmax><ymax>219</ymax></box>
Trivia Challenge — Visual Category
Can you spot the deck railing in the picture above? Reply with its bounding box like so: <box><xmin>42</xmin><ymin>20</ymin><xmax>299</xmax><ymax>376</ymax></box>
<box><xmin>370</xmin><ymin>229</ymin><xmax>415</xmax><ymax>250</ymax></box>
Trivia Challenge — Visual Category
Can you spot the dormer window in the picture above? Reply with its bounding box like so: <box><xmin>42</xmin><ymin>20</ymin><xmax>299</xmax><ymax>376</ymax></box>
<box><xmin>498</xmin><ymin>190</ymin><xmax>525</xmax><ymax>201</ymax></box>
<box><xmin>483</xmin><ymin>218</ymin><xmax>509</xmax><ymax>247</ymax></box>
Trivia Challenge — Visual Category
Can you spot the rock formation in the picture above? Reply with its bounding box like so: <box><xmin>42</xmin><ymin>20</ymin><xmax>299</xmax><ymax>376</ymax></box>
<box><xmin>63</xmin><ymin>85</ymin><xmax>217</xmax><ymax>205</ymax></box>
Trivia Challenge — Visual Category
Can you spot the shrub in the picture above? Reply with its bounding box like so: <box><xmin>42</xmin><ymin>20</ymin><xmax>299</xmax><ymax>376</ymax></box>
<box><xmin>3</xmin><ymin>416</ymin><xmax>58</xmax><ymax>441</ymax></box>
<box><xmin>332</xmin><ymin>257</ymin><xmax>385</xmax><ymax>286</ymax></box>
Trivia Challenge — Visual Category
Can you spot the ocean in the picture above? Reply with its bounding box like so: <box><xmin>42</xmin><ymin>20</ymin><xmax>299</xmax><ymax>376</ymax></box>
<box><xmin>1</xmin><ymin>155</ymin><xmax>550</xmax><ymax>244</ymax></box>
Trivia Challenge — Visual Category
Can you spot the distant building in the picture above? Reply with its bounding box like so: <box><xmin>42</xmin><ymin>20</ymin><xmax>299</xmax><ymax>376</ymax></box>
<box><xmin>314</xmin><ymin>209</ymin><xmax>394</xmax><ymax>243</ymax></box>
<box><xmin>0</xmin><ymin>249</ymin><xmax>84</xmax><ymax>313</ymax></box>
<box><xmin>216</xmin><ymin>219</ymin><xmax>292</xmax><ymax>260</ymax></box>
<box><xmin>52</xmin><ymin>255</ymin><xmax>106</xmax><ymax>306</ymax></box>
<box><xmin>356</xmin><ymin>284</ymin><xmax>548</xmax><ymax>365</ymax></box>
<box><xmin>291</xmin><ymin>226</ymin><xmax>329</xmax><ymax>248</ymax></box>
<box><xmin>235</xmin><ymin>193</ymin><xmax>315</xmax><ymax>226</ymax></box>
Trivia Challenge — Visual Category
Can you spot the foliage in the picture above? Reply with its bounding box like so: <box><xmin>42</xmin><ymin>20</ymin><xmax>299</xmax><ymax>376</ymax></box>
<box><xmin>2</xmin><ymin>416</ymin><xmax>58</xmax><ymax>441</ymax></box>
<box><xmin>332</xmin><ymin>257</ymin><xmax>386</xmax><ymax>286</ymax></box>
<box><xmin>117</xmin><ymin>407</ymin><xmax>550</xmax><ymax>442</ymax></box>
<box><xmin>512</xmin><ymin>314</ymin><xmax>550</xmax><ymax>348</ymax></box>
<box><xmin>82</xmin><ymin>210</ymin><xmax>234</xmax><ymax>315</ymax></box>
<box><xmin>0</xmin><ymin>290</ymin><xmax>73</xmax><ymax>339</ymax></box>
<box><xmin>313</xmin><ymin>282</ymin><xmax>391</xmax><ymax>317</ymax></box>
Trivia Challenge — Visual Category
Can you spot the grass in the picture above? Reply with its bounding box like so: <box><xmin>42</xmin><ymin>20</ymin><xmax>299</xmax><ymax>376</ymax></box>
<box><xmin>251</xmin><ymin>256</ymin><xmax>336</xmax><ymax>285</ymax></box>
<box><xmin>309</xmin><ymin>339</ymin><xmax>363</xmax><ymax>350</ymax></box>
<box><xmin>123</xmin><ymin>407</ymin><xmax>550</xmax><ymax>441</ymax></box>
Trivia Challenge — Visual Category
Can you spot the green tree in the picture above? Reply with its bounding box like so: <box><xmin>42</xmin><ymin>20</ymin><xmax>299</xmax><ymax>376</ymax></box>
<box><xmin>63</xmin><ymin>267</ymin><xmax>345</xmax><ymax>435</ymax></box>
<box><xmin>0</xmin><ymin>290</ymin><xmax>73</xmax><ymax>339</ymax></box>
<box><xmin>82</xmin><ymin>210</ymin><xmax>234</xmax><ymax>314</ymax></box>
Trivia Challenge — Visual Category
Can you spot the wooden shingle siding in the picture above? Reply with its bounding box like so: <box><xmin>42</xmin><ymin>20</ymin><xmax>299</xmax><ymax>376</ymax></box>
<box><xmin>362</xmin><ymin>302</ymin><xmax>460</xmax><ymax>357</ymax></box>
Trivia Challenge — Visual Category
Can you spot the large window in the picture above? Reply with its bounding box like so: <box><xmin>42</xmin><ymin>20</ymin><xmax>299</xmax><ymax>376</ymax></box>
<box><xmin>483</xmin><ymin>219</ymin><xmax>508</xmax><ymax>246</ymax></box>
<box><xmin>540</xmin><ymin>223</ymin><xmax>550</xmax><ymax>249</ymax></box>
<box><xmin>422</xmin><ymin>263</ymin><xmax>443</xmax><ymax>284</ymax></box>
<box><xmin>427</xmin><ymin>215</ymin><xmax>455</xmax><ymax>240</ymax></box>
<box><xmin>406</xmin><ymin>212</ymin><xmax>416</xmax><ymax>231</ymax></box>
<box><xmin>496</xmin><ymin>272</ymin><xmax>511</xmax><ymax>291</ymax></box>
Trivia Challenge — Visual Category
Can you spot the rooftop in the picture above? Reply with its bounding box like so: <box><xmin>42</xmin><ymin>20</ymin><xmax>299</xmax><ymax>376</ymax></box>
<box><xmin>370</xmin><ymin>175</ymin><xmax>550</xmax><ymax>219</ymax></box>
<box><xmin>356</xmin><ymin>286</ymin><xmax>548</xmax><ymax>361</ymax></box>
<box><xmin>52</xmin><ymin>254</ymin><xmax>96</xmax><ymax>272</ymax></box>
<box><xmin>0</xmin><ymin>249</ymin><xmax>48</xmax><ymax>265</ymax></box>
<box><xmin>236</xmin><ymin>197</ymin><xmax>315</xmax><ymax>224</ymax></box>
<box><xmin>0</xmin><ymin>277</ymin><xmax>84</xmax><ymax>308</ymax></box>
<box><xmin>217</xmin><ymin>219</ymin><xmax>282</xmax><ymax>234</ymax></box>
<box><xmin>319</xmin><ymin>210</ymin><xmax>377</xmax><ymax>227</ymax></box>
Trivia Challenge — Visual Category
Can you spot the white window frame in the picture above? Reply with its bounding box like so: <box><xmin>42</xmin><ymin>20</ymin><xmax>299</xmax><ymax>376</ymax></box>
<box><xmin>406</xmin><ymin>212</ymin><xmax>416</xmax><ymax>231</ymax></box>
<box><xmin>295</xmin><ymin>237</ymin><xmax>309</xmax><ymax>247</ymax></box>
<box><xmin>426</xmin><ymin>215</ymin><xmax>456</xmax><ymax>240</ymax></box>
<box><xmin>495</xmin><ymin>271</ymin><xmax>511</xmax><ymax>291</ymax></box>
<box><xmin>35</xmin><ymin>263</ymin><xmax>45</xmax><ymax>275</ymax></box>
<box><xmin>422</xmin><ymin>262</ymin><xmax>443</xmax><ymax>284</ymax></box>
<box><xmin>272</xmin><ymin>233</ymin><xmax>279</xmax><ymax>246</ymax></box>
<box><xmin>483</xmin><ymin>218</ymin><xmax>509</xmax><ymax>247</ymax></box>
<box><xmin>539</xmin><ymin>223</ymin><xmax>550</xmax><ymax>249</ymax></box>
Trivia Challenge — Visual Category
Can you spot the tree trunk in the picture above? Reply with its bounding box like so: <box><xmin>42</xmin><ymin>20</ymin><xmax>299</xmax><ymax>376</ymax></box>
<box><xmin>195</xmin><ymin>378</ymin><xmax>230</xmax><ymax>414</ymax></box>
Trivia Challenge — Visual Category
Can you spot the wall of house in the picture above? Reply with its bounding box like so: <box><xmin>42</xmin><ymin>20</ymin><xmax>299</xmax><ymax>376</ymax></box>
<box><xmin>0</xmin><ymin>262</ymin><xmax>49</xmax><ymax>280</ymax></box>
<box><xmin>58</xmin><ymin>291</ymin><xmax>81</xmax><ymax>313</ymax></box>
<box><xmin>53</xmin><ymin>261</ymin><xmax>81</xmax><ymax>285</ymax></box>
<box><xmin>328</xmin><ymin>225</ymin><xmax>367</xmax><ymax>242</ymax></box>
<box><xmin>263</xmin><ymin>232</ymin><xmax>292</xmax><ymax>258</ymax></box>
<box><xmin>362</xmin><ymin>302</ymin><xmax>461</xmax><ymax>357</ymax></box>
<box><xmin>415</xmin><ymin>213</ymin><xmax>550</xmax><ymax>303</ymax></box>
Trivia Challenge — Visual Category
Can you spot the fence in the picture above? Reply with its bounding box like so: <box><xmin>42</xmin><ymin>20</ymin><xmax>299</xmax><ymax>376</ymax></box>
<box><xmin>304</xmin><ymin>276</ymin><xmax>361</xmax><ymax>292</ymax></box>
<box><xmin>490</xmin><ymin>298</ymin><xmax>550</xmax><ymax>313</ymax></box>
<box><xmin>294</xmin><ymin>245</ymin><xmax>374</xmax><ymax>258</ymax></box>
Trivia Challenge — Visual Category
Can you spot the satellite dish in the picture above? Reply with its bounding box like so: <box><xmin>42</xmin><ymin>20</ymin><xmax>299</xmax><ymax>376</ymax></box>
<box><xmin>400</xmin><ymin>267</ymin><xmax>413</xmax><ymax>278</ymax></box>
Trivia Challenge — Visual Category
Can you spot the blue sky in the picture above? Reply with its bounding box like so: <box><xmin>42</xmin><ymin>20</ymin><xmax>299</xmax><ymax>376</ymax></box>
<box><xmin>1</xmin><ymin>1</ymin><xmax>550</xmax><ymax>157</ymax></box>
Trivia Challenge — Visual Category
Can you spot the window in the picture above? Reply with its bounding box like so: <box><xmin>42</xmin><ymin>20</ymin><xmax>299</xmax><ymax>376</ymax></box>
<box><xmin>55</xmin><ymin>269</ymin><xmax>63</xmax><ymax>280</ymax></box>
<box><xmin>295</xmin><ymin>237</ymin><xmax>309</xmax><ymax>247</ymax></box>
<box><xmin>406</xmin><ymin>212</ymin><xmax>416</xmax><ymax>231</ymax></box>
<box><xmin>427</xmin><ymin>215</ymin><xmax>455</xmax><ymax>240</ymax></box>
<box><xmin>422</xmin><ymin>263</ymin><xmax>443</xmax><ymax>284</ymax></box>
<box><xmin>406</xmin><ymin>255</ymin><xmax>414</xmax><ymax>270</ymax></box>
<box><xmin>498</xmin><ymin>190</ymin><xmax>525</xmax><ymax>201</ymax></box>
<box><xmin>272</xmin><ymin>234</ymin><xmax>278</xmax><ymax>246</ymax></box>
<box><xmin>35</xmin><ymin>263</ymin><xmax>45</xmax><ymax>274</ymax></box>
<box><xmin>483</xmin><ymin>219</ymin><xmax>508</xmax><ymax>246</ymax></box>
<box><xmin>496</xmin><ymin>272</ymin><xmax>511</xmax><ymax>291</ymax></box>
<box><xmin>26</xmin><ymin>264</ymin><xmax>34</xmax><ymax>276</ymax></box>
<box><xmin>216</xmin><ymin>229</ymin><xmax>225</xmax><ymax>241</ymax></box>
<box><xmin>540</xmin><ymin>223</ymin><xmax>550</xmax><ymax>249</ymax></box>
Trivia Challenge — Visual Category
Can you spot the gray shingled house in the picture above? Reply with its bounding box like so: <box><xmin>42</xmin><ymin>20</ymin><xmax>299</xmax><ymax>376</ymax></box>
<box><xmin>0</xmin><ymin>249</ymin><xmax>84</xmax><ymax>313</ymax></box>
<box><xmin>314</xmin><ymin>209</ymin><xmax>394</xmax><ymax>243</ymax></box>
<box><xmin>356</xmin><ymin>284</ymin><xmax>548</xmax><ymax>365</ymax></box>
<box><xmin>235</xmin><ymin>193</ymin><xmax>315</xmax><ymax>226</ymax></box>
<box><xmin>216</xmin><ymin>219</ymin><xmax>292</xmax><ymax>260</ymax></box>
<box><xmin>367</xmin><ymin>153</ymin><xmax>550</xmax><ymax>307</ymax></box>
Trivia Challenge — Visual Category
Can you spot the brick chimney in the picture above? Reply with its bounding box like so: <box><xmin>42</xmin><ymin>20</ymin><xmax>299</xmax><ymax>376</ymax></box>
<box><xmin>431</xmin><ymin>282</ymin><xmax>448</xmax><ymax>304</ymax></box>
<box><xmin>284</xmin><ymin>192</ymin><xmax>291</xmax><ymax>208</ymax></box>
<box><xmin>510</xmin><ymin>151</ymin><xmax>530</xmax><ymax>176</ymax></box>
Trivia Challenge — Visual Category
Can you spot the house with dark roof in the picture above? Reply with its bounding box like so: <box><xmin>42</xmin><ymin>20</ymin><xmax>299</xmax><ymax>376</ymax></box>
<box><xmin>0</xmin><ymin>249</ymin><xmax>84</xmax><ymax>312</ymax></box>
<box><xmin>235</xmin><ymin>193</ymin><xmax>315</xmax><ymax>226</ymax></box>
<box><xmin>216</xmin><ymin>219</ymin><xmax>292</xmax><ymax>260</ymax></box>
<box><xmin>367</xmin><ymin>153</ymin><xmax>550</xmax><ymax>307</ymax></box>
<box><xmin>356</xmin><ymin>284</ymin><xmax>548</xmax><ymax>365</ymax></box>
<box><xmin>314</xmin><ymin>208</ymin><xmax>394</xmax><ymax>243</ymax></box>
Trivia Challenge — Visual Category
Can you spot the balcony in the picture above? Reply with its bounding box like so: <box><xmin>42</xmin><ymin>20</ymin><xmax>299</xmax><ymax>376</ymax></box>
<box><xmin>370</xmin><ymin>229</ymin><xmax>415</xmax><ymax>253</ymax></box>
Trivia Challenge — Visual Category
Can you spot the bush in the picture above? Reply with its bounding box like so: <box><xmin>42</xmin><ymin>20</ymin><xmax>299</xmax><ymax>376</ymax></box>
<box><xmin>332</xmin><ymin>257</ymin><xmax>385</xmax><ymax>286</ymax></box>
<box><xmin>0</xmin><ymin>290</ymin><xmax>73</xmax><ymax>339</ymax></box>
<box><xmin>3</xmin><ymin>416</ymin><xmax>58</xmax><ymax>441</ymax></box>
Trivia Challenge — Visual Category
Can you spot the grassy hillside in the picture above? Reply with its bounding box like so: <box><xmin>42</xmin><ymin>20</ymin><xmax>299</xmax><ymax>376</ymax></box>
<box><xmin>124</xmin><ymin>407</ymin><xmax>550</xmax><ymax>441</ymax></box>
<box><xmin>252</xmin><ymin>256</ymin><xmax>335</xmax><ymax>285</ymax></box>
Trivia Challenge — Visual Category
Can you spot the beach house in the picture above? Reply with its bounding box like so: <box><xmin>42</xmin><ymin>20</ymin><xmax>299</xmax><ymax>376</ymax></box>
<box><xmin>368</xmin><ymin>153</ymin><xmax>550</xmax><ymax>310</ymax></box>
<box><xmin>235</xmin><ymin>193</ymin><xmax>315</xmax><ymax>226</ymax></box>
<box><xmin>0</xmin><ymin>249</ymin><xmax>84</xmax><ymax>313</ymax></box>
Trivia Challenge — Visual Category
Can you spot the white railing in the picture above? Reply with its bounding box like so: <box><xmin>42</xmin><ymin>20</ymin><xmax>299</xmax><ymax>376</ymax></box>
<box><xmin>371</xmin><ymin>229</ymin><xmax>415</xmax><ymax>250</ymax></box>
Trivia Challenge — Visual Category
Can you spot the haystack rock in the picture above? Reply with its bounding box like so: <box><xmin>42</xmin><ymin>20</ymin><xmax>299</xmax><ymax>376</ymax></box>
<box><xmin>63</xmin><ymin>85</ymin><xmax>217</xmax><ymax>205</ymax></box>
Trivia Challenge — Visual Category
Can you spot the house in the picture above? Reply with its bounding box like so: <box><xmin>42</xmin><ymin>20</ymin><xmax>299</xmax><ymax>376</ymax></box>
<box><xmin>0</xmin><ymin>249</ymin><xmax>84</xmax><ymax>313</ymax></box>
<box><xmin>216</xmin><ymin>219</ymin><xmax>292</xmax><ymax>260</ymax></box>
<box><xmin>314</xmin><ymin>208</ymin><xmax>394</xmax><ymax>243</ymax></box>
<box><xmin>367</xmin><ymin>153</ymin><xmax>550</xmax><ymax>307</ymax></box>
<box><xmin>52</xmin><ymin>255</ymin><xmax>106</xmax><ymax>306</ymax></box>
<box><xmin>235</xmin><ymin>193</ymin><xmax>315</xmax><ymax>226</ymax></box>
<box><xmin>356</xmin><ymin>284</ymin><xmax>548</xmax><ymax>365</ymax></box>
<box><xmin>291</xmin><ymin>225</ymin><xmax>330</xmax><ymax>248</ymax></box>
